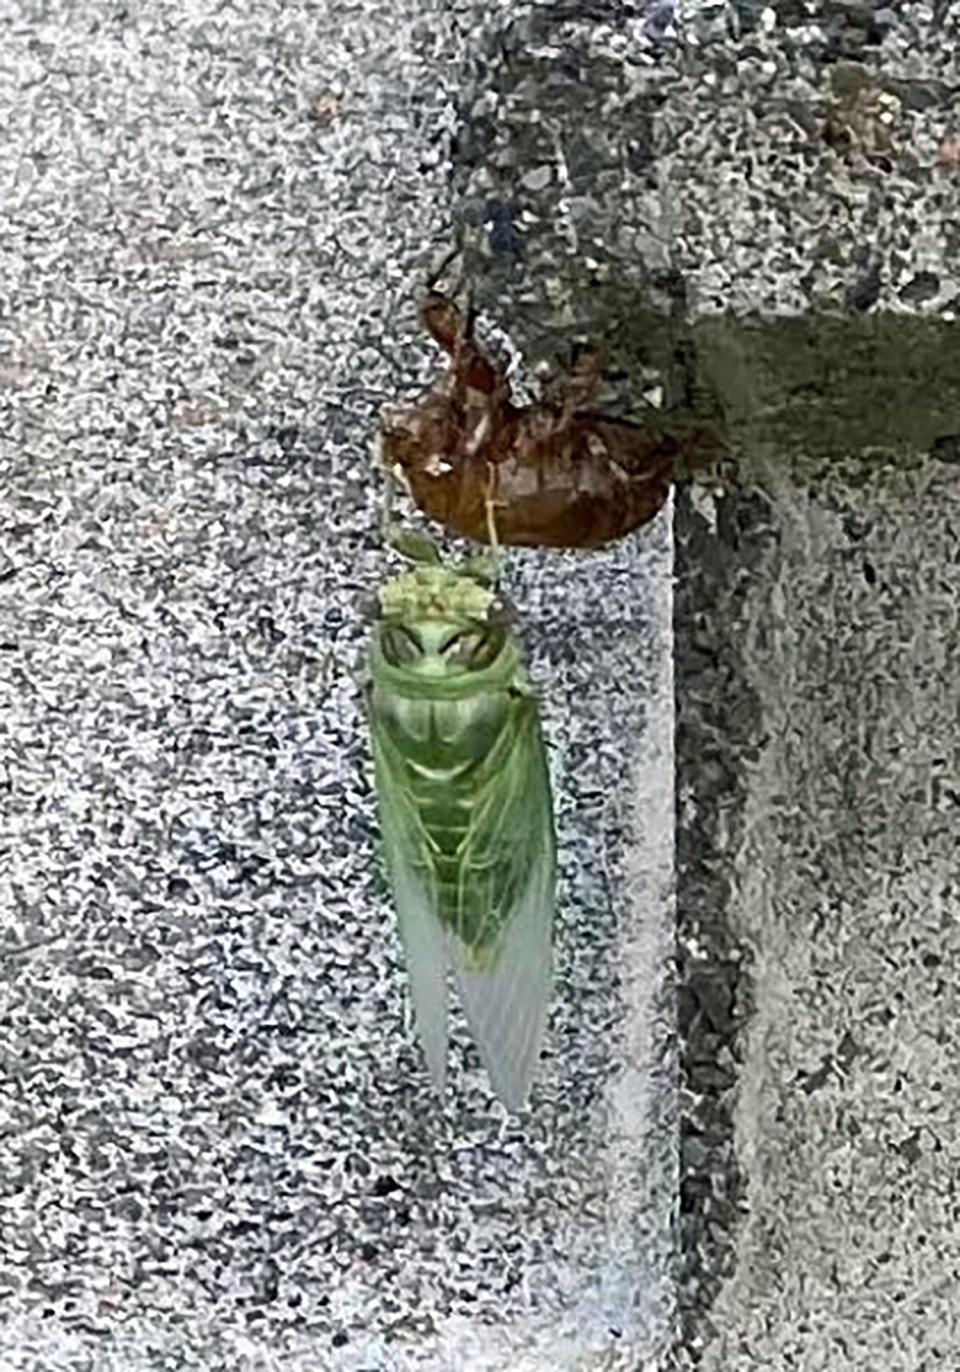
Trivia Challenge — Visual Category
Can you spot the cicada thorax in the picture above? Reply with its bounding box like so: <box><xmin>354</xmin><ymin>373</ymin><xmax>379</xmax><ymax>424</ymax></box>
<box><xmin>371</xmin><ymin>612</ymin><xmax>529</xmax><ymax>963</ymax></box>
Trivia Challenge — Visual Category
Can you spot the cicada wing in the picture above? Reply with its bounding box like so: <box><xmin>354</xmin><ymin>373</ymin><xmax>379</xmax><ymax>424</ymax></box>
<box><xmin>452</xmin><ymin>704</ymin><xmax>556</xmax><ymax>1112</ymax></box>
<box><xmin>370</xmin><ymin>722</ymin><xmax>449</xmax><ymax>1092</ymax></box>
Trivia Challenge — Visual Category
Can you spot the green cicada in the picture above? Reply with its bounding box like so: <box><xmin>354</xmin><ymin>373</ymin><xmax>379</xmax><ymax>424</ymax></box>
<box><xmin>367</xmin><ymin>543</ymin><xmax>556</xmax><ymax>1110</ymax></box>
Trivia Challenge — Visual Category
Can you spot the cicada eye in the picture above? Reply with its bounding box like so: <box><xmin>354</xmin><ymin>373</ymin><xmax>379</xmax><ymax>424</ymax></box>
<box><xmin>440</xmin><ymin>625</ymin><xmax>504</xmax><ymax>670</ymax></box>
<box><xmin>381</xmin><ymin>623</ymin><xmax>423</xmax><ymax>666</ymax></box>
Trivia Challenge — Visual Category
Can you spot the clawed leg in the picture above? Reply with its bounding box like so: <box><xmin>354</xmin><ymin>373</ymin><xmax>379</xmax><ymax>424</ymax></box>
<box><xmin>484</xmin><ymin>461</ymin><xmax>503</xmax><ymax>556</ymax></box>
<box><xmin>419</xmin><ymin>257</ymin><xmax>508</xmax><ymax>406</ymax></box>
<box><xmin>377</xmin><ymin>435</ymin><xmax>404</xmax><ymax>546</ymax></box>
<box><xmin>376</xmin><ymin>450</ymin><xmax>442</xmax><ymax>565</ymax></box>
<box><xmin>421</xmin><ymin>247</ymin><xmax>469</xmax><ymax>356</ymax></box>
<box><xmin>424</xmin><ymin>243</ymin><xmax>461</xmax><ymax>295</ymax></box>
<box><xmin>548</xmin><ymin>346</ymin><xmax>605</xmax><ymax>421</ymax></box>
<box><xmin>420</xmin><ymin>290</ymin><xmax>470</xmax><ymax>357</ymax></box>
<box><xmin>420</xmin><ymin>291</ymin><xmax>506</xmax><ymax>404</ymax></box>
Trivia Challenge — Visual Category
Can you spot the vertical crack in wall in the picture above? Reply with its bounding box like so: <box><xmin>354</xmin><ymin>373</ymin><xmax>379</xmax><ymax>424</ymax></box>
<box><xmin>672</xmin><ymin>482</ymin><xmax>781</xmax><ymax>1360</ymax></box>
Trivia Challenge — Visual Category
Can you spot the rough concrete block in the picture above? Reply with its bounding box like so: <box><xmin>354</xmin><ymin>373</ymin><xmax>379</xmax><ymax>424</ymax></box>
<box><xmin>2</xmin><ymin>1</ymin><xmax>958</xmax><ymax>1369</ymax></box>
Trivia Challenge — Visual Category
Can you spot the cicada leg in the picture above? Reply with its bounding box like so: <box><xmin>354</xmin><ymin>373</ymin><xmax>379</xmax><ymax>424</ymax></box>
<box><xmin>552</xmin><ymin>346</ymin><xmax>605</xmax><ymax>423</ymax></box>
<box><xmin>484</xmin><ymin>465</ymin><xmax>502</xmax><ymax>556</ymax></box>
<box><xmin>422</xmin><ymin>292</ymin><xmax>505</xmax><ymax>403</ymax></box>
<box><xmin>469</xmin><ymin>461</ymin><xmax>504</xmax><ymax>584</ymax></box>
<box><xmin>373</xmin><ymin>435</ymin><xmax>438</xmax><ymax>564</ymax></box>
<box><xmin>377</xmin><ymin>474</ymin><xmax>442</xmax><ymax>567</ymax></box>
<box><xmin>453</xmin><ymin>462</ymin><xmax>504</xmax><ymax>585</ymax></box>
<box><xmin>424</xmin><ymin>243</ymin><xmax>461</xmax><ymax>296</ymax></box>
<box><xmin>375</xmin><ymin>433</ymin><xmax>406</xmax><ymax>544</ymax></box>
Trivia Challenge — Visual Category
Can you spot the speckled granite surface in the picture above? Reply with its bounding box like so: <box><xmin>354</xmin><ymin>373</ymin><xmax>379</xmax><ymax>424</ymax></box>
<box><xmin>2</xmin><ymin>1</ymin><xmax>959</xmax><ymax>1369</ymax></box>
<box><xmin>0</xmin><ymin>2</ymin><xmax>675</xmax><ymax>1369</ymax></box>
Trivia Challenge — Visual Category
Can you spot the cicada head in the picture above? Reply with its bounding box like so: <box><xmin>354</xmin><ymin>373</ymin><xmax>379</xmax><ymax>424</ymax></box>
<box><xmin>375</xmin><ymin>565</ymin><xmax>510</xmax><ymax>685</ymax></box>
<box><xmin>379</xmin><ymin>563</ymin><xmax>494</xmax><ymax>622</ymax></box>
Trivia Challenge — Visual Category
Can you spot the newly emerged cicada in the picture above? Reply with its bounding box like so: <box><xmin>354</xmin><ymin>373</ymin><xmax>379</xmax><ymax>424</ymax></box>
<box><xmin>381</xmin><ymin>290</ymin><xmax>724</xmax><ymax>549</ymax></box>
<box><xmin>367</xmin><ymin>544</ymin><xmax>556</xmax><ymax>1110</ymax></box>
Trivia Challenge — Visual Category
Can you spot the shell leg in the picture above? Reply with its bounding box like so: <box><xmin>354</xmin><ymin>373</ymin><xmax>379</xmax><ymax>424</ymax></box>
<box><xmin>459</xmin><ymin>463</ymin><xmax>504</xmax><ymax>584</ymax></box>
<box><xmin>547</xmin><ymin>346</ymin><xmax>605</xmax><ymax>420</ymax></box>
<box><xmin>483</xmin><ymin>461</ymin><xmax>504</xmax><ymax>559</ymax></box>
<box><xmin>376</xmin><ymin>438</ymin><xmax>409</xmax><ymax>547</ymax></box>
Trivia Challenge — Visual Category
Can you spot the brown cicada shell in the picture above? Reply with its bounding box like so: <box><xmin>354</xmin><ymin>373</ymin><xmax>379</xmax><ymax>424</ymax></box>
<box><xmin>380</xmin><ymin>291</ymin><xmax>725</xmax><ymax>550</ymax></box>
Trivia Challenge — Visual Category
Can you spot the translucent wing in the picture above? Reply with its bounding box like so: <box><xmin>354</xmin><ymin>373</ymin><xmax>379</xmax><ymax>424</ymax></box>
<box><xmin>451</xmin><ymin>699</ymin><xmax>556</xmax><ymax>1111</ymax></box>
<box><xmin>369</xmin><ymin>720</ymin><xmax>449</xmax><ymax>1092</ymax></box>
<box><xmin>370</xmin><ymin>665</ymin><xmax>556</xmax><ymax>1111</ymax></box>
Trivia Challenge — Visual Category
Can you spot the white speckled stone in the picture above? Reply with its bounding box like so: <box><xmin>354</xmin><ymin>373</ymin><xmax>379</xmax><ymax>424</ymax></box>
<box><xmin>0</xmin><ymin>2</ymin><xmax>675</xmax><ymax>1368</ymax></box>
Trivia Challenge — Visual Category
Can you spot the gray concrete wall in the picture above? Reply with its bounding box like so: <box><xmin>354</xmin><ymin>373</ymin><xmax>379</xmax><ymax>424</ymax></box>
<box><xmin>674</xmin><ymin>448</ymin><xmax>960</xmax><ymax>1371</ymax></box>
<box><xmin>1</xmin><ymin>1</ymin><xmax>958</xmax><ymax>1370</ymax></box>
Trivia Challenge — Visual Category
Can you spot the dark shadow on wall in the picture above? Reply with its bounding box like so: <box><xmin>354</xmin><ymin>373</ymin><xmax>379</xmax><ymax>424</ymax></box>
<box><xmin>672</xmin><ymin>480</ymin><xmax>779</xmax><ymax>1357</ymax></box>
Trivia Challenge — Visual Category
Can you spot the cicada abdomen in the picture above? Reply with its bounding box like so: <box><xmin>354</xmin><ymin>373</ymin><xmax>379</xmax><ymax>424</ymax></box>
<box><xmin>367</xmin><ymin>555</ymin><xmax>556</xmax><ymax>1110</ymax></box>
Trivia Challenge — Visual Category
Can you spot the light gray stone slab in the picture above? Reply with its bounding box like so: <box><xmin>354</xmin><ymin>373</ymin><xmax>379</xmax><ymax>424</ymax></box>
<box><xmin>0</xmin><ymin>2</ymin><xmax>676</xmax><ymax>1368</ymax></box>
